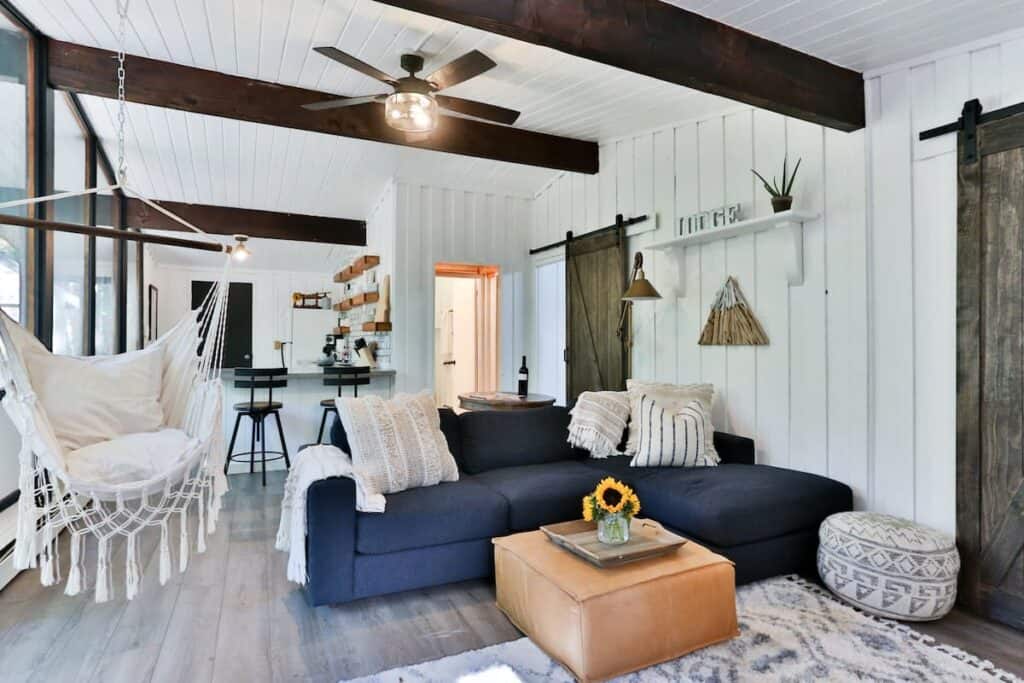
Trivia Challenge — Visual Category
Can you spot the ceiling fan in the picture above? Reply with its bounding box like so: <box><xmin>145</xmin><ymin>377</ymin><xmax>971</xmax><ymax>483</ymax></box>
<box><xmin>303</xmin><ymin>47</ymin><xmax>520</xmax><ymax>136</ymax></box>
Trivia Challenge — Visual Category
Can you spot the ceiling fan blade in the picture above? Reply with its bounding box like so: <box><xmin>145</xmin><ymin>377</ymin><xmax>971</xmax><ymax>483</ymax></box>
<box><xmin>435</xmin><ymin>95</ymin><xmax>520</xmax><ymax>125</ymax></box>
<box><xmin>313</xmin><ymin>46</ymin><xmax>396</xmax><ymax>85</ymax></box>
<box><xmin>301</xmin><ymin>95</ymin><xmax>386</xmax><ymax>111</ymax></box>
<box><xmin>426</xmin><ymin>50</ymin><xmax>496</xmax><ymax>91</ymax></box>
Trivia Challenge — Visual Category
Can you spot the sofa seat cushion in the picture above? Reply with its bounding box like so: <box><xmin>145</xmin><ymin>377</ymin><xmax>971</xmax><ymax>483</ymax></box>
<box><xmin>473</xmin><ymin>462</ymin><xmax>608</xmax><ymax>531</ymax></box>
<box><xmin>580</xmin><ymin>455</ymin><xmax>660</xmax><ymax>486</ymax></box>
<box><xmin>356</xmin><ymin>478</ymin><xmax>508</xmax><ymax>555</ymax></box>
<box><xmin>633</xmin><ymin>464</ymin><xmax>852</xmax><ymax>547</ymax></box>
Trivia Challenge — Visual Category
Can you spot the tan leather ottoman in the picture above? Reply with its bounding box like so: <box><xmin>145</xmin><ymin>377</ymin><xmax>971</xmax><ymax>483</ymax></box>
<box><xmin>494</xmin><ymin>528</ymin><xmax>739</xmax><ymax>682</ymax></box>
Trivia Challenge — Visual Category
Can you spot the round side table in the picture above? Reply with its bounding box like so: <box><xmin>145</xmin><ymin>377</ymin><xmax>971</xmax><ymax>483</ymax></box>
<box><xmin>458</xmin><ymin>392</ymin><xmax>556</xmax><ymax>411</ymax></box>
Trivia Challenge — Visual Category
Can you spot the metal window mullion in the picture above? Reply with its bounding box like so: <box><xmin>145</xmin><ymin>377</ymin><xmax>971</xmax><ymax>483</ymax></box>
<box><xmin>84</xmin><ymin>133</ymin><xmax>97</xmax><ymax>355</ymax></box>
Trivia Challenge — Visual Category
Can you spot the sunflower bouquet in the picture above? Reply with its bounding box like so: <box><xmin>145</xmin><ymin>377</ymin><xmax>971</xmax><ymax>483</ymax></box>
<box><xmin>583</xmin><ymin>478</ymin><xmax>641</xmax><ymax>545</ymax></box>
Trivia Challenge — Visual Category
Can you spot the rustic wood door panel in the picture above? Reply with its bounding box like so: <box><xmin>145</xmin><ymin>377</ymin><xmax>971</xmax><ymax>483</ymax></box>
<box><xmin>565</xmin><ymin>229</ymin><xmax>627</xmax><ymax>403</ymax></box>
<box><xmin>958</xmin><ymin>112</ymin><xmax>1024</xmax><ymax>630</ymax></box>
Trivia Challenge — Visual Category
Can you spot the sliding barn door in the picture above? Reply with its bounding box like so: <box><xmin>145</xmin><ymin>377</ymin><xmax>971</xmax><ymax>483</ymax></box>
<box><xmin>958</xmin><ymin>104</ymin><xmax>1024</xmax><ymax>629</ymax></box>
<box><xmin>565</xmin><ymin>228</ymin><xmax>627</xmax><ymax>403</ymax></box>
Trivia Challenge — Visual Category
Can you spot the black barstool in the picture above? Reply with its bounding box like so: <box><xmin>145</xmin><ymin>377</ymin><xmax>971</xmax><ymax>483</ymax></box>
<box><xmin>316</xmin><ymin>365</ymin><xmax>372</xmax><ymax>444</ymax></box>
<box><xmin>225</xmin><ymin>368</ymin><xmax>290</xmax><ymax>486</ymax></box>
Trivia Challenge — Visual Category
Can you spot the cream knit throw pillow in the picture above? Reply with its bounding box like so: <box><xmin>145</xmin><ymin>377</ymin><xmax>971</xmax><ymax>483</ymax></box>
<box><xmin>568</xmin><ymin>391</ymin><xmax>630</xmax><ymax>458</ymax></box>
<box><xmin>336</xmin><ymin>391</ymin><xmax>459</xmax><ymax>496</ymax></box>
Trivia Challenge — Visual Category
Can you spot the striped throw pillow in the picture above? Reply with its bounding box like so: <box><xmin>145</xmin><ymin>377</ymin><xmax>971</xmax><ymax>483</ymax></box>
<box><xmin>629</xmin><ymin>396</ymin><xmax>716</xmax><ymax>468</ymax></box>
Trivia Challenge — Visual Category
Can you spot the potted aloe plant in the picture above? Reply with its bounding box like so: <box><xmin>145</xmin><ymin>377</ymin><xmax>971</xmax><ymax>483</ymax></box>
<box><xmin>752</xmin><ymin>157</ymin><xmax>802</xmax><ymax>213</ymax></box>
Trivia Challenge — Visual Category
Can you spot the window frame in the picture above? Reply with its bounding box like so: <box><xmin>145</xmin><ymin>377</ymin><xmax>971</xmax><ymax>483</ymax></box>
<box><xmin>0</xmin><ymin>2</ymin><xmax>132</xmax><ymax>354</ymax></box>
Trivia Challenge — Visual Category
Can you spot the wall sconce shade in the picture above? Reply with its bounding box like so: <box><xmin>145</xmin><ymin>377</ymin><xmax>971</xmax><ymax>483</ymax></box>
<box><xmin>622</xmin><ymin>252</ymin><xmax>662</xmax><ymax>301</ymax></box>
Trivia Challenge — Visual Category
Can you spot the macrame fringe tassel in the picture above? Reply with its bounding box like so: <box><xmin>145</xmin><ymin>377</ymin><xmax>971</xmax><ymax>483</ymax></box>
<box><xmin>179</xmin><ymin>509</ymin><xmax>189</xmax><ymax>573</ymax></box>
<box><xmin>125</xmin><ymin>533</ymin><xmax>141</xmax><ymax>601</ymax></box>
<box><xmin>196</xmin><ymin>493</ymin><xmax>207</xmax><ymax>554</ymax></box>
<box><xmin>13</xmin><ymin>459</ymin><xmax>38</xmax><ymax>570</ymax></box>
<box><xmin>95</xmin><ymin>537</ymin><xmax>111</xmax><ymax>603</ymax></box>
<box><xmin>205</xmin><ymin>478</ymin><xmax>219</xmax><ymax>534</ymax></box>
<box><xmin>39</xmin><ymin>521</ymin><xmax>56</xmax><ymax>586</ymax></box>
<box><xmin>65</xmin><ymin>533</ymin><xmax>84</xmax><ymax>596</ymax></box>
<box><xmin>159</xmin><ymin>521</ymin><xmax>171</xmax><ymax>586</ymax></box>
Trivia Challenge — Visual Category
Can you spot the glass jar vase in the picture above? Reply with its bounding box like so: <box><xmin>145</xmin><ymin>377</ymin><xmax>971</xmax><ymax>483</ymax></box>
<box><xmin>597</xmin><ymin>513</ymin><xmax>631</xmax><ymax>545</ymax></box>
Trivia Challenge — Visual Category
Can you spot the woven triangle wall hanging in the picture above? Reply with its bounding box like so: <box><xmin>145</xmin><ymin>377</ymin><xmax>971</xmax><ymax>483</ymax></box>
<box><xmin>699</xmin><ymin>276</ymin><xmax>769</xmax><ymax>346</ymax></box>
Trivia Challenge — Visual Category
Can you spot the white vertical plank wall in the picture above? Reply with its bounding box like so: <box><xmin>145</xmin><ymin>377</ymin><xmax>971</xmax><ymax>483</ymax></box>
<box><xmin>865</xmin><ymin>28</ymin><xmax>1024</xmax><ymax>534</ymax></box>
<box><xmin>387</xmin><ymin>181</ymin><xmax>532</xmax><ymax>394</ymax></box>
<box><xmin>528</xmin><ymin>107</ymin><xmax>871</xmax><ymax>517</ymax></box>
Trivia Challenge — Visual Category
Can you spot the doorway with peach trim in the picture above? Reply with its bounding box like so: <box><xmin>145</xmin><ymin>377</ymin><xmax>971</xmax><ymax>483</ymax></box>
<box><xmin>434</xmin><ymin>262</ymin><xmax>500</xmax><ymax>409</ymax></box>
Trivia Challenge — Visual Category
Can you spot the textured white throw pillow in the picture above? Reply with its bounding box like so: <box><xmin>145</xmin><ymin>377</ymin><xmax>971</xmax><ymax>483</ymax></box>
<box><xmin>336</xmin><ymin>391</ymin><xmax>458</xmax><ymax>496</ymax></box>
<box><xmin>625</xmin><ymin>380</ymin><xmax>718</xmax><ymax>462</ymax></box>
<box><xmin>20</xmin><ymin>344</ymin><xmax>165</xmax><ymax>452</ymax></box>
<box><xmin>630</xmin><ymin>398</ymin><xmax>716</xmax><ymax>468</ymax></box>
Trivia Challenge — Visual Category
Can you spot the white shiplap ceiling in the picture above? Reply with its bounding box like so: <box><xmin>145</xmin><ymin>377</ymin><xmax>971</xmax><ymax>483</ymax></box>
<box><xmin>13</xmin><ymin>0</ymin><xmax>1024</xmax><ymax>229</ymax></box>
<box><xmin>666</xmin><ymin>0</ymin><xmax>1024</xmax><ymax>72</ymax></box>
<box><xmin>15</xmin><ymin>0</ymin><xmax>736</xmax><ymax>221</ymax></box>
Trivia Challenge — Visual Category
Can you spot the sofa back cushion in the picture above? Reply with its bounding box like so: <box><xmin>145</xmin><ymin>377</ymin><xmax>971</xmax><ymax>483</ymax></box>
<box><xmin>459</xmin><ymin>406</ymin><xmax>580</xmax><ymax>474</ymax></box>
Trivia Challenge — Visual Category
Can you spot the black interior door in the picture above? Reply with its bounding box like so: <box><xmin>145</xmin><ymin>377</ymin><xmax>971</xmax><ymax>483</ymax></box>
<box><xmin>191</xmin><ymin>280</ymin><xmax>253</xmax><ymax>369</ymax></box>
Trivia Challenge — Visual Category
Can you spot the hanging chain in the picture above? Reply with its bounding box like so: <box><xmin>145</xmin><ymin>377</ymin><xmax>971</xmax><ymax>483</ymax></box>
<box><xmin>115</xmin><ymin>0</ymin><xmax>130</xmax><ymax>185</ymax></box>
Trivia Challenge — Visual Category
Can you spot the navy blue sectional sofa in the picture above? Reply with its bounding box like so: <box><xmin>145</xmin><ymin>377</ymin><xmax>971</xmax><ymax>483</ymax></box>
<box><xmin>304</xmin><ymin>406</ymin><xmax>852</xmax><ymax>606</ymax></box>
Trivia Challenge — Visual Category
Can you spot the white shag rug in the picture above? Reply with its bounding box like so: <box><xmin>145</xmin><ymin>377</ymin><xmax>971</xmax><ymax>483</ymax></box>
<box><xmin>344</xmin><ymin>576</ymin><xmax>1021</xmax><ymax>682</ymax></box>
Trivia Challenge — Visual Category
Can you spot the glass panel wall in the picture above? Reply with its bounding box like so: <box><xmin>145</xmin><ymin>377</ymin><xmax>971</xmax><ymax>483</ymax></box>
<box><xmin>51</xmin><ymin>94</ymin><xmax>87</xmax><ymax>355</ymax></box>
<box><xmin>0</xmin><ymin>13</ymin><xmax>29</xmax><ymax>323</ymax></box>
<box><xmin>126</xmin><ymin>240</ymin><xmax>139</xmax><ymax>350</ymax></box>
<box><xmin>95</xmin><ymin>195</ymin><xmax>116</xmax><ymax>354</ymax></box>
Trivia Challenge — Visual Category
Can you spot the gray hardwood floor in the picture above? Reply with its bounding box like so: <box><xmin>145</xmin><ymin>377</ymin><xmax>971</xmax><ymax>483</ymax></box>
<box><xmin>1</xmin><ymin>472</ymin><xmax>1022</xmax><ymax>681</ymax></box>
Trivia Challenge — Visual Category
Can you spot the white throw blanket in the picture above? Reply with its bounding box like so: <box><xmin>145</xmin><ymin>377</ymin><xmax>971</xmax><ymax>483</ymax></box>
<box><xmin>275</xmin><ymin>445</ymin><xmax>384</xmax><ymax>584</ymax></box>
<box><xmin>568</xmin><ymin>391</ymin><xmax>631</xmax><ymax>458</ymax></box>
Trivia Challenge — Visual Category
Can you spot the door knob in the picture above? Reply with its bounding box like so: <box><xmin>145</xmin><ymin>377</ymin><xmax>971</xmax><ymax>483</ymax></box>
<box><xmin>443</xmin><ymin>360</ymin><xmax>456</xmax><ymax>366</ymax></box>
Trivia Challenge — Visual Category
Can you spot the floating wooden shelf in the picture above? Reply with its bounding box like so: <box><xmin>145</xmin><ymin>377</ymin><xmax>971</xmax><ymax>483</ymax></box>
<box><xmin>332</xmin><ymin>291</ymin><xmax>379</xmax><ymax>311</ymax></box>
<box><xmin>333</xmin><ymin>254</ymin><xmax>380</xmax><ymax>283</ymax></box>
<box><xmin>334</xmin><ymin>266</ymin><xmax>356</xmax><ymax>283</ymax></box>
<box><xmin>648</xmin><ymin>210</ymin><xmax>818</xmax><ymax>295</ymax></box>
<box><xmin>351</xmin><ymin>291</ymin><xmax>379</xmax><ymax>306</ymax></box>
<box><xmin>333</xmin><ymin>326</ymin><xmax>351</xmax><ymax>336</ymax></box>
<box><xmin>352</xmin><ymin>254</ymin><xmax>380</xmax><ymax>274</ymax></box>
<box><xmin>361</xmin><ymin>322</ymin><xmax>391</xmax><ymax>332</ymax></box>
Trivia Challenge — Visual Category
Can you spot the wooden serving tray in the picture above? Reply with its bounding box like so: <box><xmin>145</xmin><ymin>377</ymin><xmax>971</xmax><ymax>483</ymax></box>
<box><xmin>540</xmin><ymin>518</ymin><xmax>687</xmax><ymax>568</ymax></box>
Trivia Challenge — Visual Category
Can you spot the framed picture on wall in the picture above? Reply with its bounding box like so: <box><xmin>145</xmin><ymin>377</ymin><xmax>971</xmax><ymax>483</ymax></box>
<box><xmin>148</xmin><ymin>285</ymin><xmax>158</xmax><ymax>342</ymax></box>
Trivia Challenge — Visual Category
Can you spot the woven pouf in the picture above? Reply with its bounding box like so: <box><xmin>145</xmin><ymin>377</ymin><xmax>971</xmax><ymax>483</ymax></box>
<box><xmin>818</xmin><ymin>511</ymin><xmax>960</xmax><ymax>621</ymax></box>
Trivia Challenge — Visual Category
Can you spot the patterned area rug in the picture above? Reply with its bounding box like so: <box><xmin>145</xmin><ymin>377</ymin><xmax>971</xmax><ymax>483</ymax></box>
<box><xmin>344</xmin><ymin>576</ymin><xmax>1021</xmax><ymax>682</ymax></box>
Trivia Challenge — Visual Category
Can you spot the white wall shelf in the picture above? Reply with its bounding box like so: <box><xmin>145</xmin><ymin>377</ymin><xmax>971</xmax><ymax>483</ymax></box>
<box><xmin>648</xmin><ymin>210</ymin><xmax>818</xmax><ymax>296</ymax></box>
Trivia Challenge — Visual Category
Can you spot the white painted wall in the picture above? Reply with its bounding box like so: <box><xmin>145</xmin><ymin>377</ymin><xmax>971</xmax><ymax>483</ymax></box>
<box><xmin>387</xmin><ymin>180</ymin><xmax>532</xmax><ymax>394</ymax></box>
<box><xmin>864</xmin><ymin>28</ymin><xmax>1024</xmax><ymax>535</ymax></box>
<box><xmin>529</xmin><ymin>107</ymin><xmax>870</xmax><ymax>511</ymax></box>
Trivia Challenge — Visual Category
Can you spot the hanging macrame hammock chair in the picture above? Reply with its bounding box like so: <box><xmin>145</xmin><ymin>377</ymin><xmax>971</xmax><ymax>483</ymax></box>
<box><xmin>0</xmin><ymin>271</ymin><xmax>231</xmax><ymax>601</ymax></box>
<box><xmin>0</xmin><ymin>0</ymin><xmax>242</xmax><ymax>602</ymax></box>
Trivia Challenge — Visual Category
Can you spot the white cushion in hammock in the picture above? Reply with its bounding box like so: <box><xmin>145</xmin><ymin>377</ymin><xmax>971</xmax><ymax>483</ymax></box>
<box><xmin>20</xmin><ymin>342</ymin><xmax>165</xmax><ymax>452</ymax></box>
<box><xmin>66</xmin><ymin>428</ymin><xmax>200</xmax><ymax>487</ymax></box>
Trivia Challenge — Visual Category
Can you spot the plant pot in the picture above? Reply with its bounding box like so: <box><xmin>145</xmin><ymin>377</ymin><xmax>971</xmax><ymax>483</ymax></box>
<box><xmin>771</xmin><ymin>196</ymin><xmax>793</xmax><ymax>213</ymax></box>
<box><xmin>597</xmin><ymin>513</ymin><xmax>631</xmax><ymax>545</ymax></box>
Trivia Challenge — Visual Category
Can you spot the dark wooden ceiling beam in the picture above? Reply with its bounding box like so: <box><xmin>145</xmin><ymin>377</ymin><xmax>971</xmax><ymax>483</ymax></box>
<box><xmin>97</xmin><ymin>195</ymin><xmax>367</xmax><ymax>246</ymax></box>
<box><xmin>47</xmin><ymin>39</ymin><xmax>598</xmax><ymax>174</ymax></box>
<box><xmin>375</xmin><ymin>0</ymin><xmax>866</xmax><ymax>132</ymax></box>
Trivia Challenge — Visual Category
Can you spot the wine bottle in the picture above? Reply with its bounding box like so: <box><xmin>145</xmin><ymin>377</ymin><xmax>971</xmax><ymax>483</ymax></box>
<box><xmin>517</xmin><ymin>356</ymin><xmax>529</xmax><ymax>397</ymax></box>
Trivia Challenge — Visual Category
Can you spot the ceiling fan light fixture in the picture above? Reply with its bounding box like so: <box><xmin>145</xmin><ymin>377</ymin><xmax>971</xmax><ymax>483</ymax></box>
<box><xmin>385</xmin><ymin>91</ymin><xmax>438</xmax><ymax>133</ymax></box>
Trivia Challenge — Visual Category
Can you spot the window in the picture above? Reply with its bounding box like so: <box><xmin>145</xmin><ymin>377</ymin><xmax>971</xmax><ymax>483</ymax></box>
<box><xmin>0</xmin><ymin>12</ymin><xmax>30</xmax><ymax>324</ymax></box>
<box><xmin>94</xmin><ymin>236</ymin><xmax>115</xmax><ymax>355</ymax></box>
<box><xmin>51</xmin><ymin>93</ymin><xmax>88</xmax><ymax>355</ymax></box>
<box><xmin>126</xmin><ymin>240</ymin><xmax>140</xmax><ymax>350</ymax></box>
